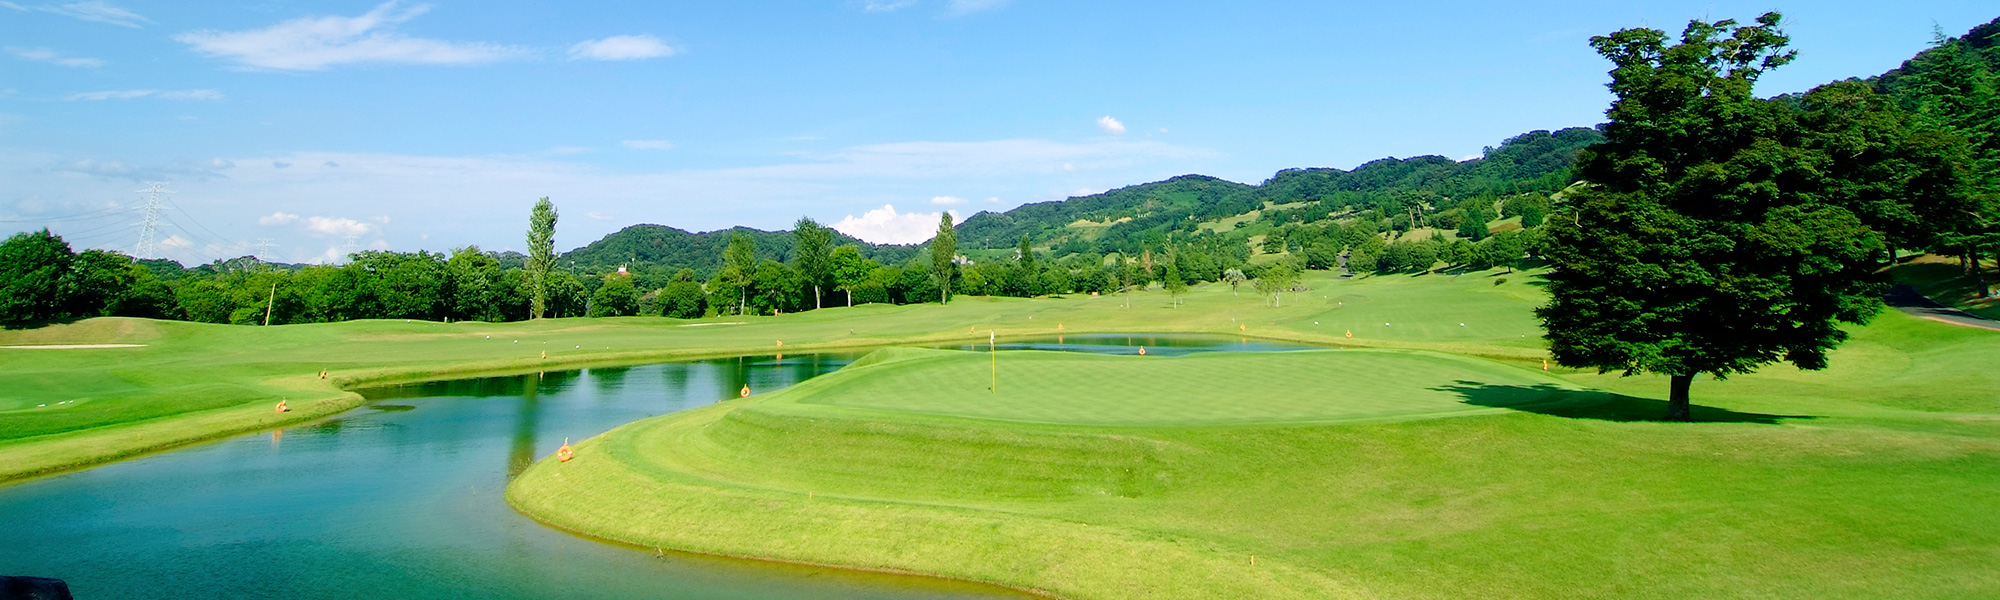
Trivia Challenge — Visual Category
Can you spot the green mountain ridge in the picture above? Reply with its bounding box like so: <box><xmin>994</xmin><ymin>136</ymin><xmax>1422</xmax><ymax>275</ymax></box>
<box><xmin>564</xmin><ymin>126</ymin><xmax>1606</xmax><ymax>274</ymax></box>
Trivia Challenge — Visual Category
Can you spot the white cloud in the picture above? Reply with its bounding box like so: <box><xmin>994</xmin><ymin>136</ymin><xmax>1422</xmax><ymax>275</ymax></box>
<box><xmin>585</xmin><ymin>211</ymin><xmax>612</xmax><ymax>220</ymax></box>
<box><xmin>7</xmin><ymin>1</ymin><xmax>149</xmax><ymax>27</ymax></box>
<box><xmin>929</xmin><ymin>195</ymin><xmax>966</xmax><ymax>205</ymax></box>
<box><xmin>304</xmin><ymin>216</ymin><xmax>375</xmax><ymax>237</ymax></box>
<box><xmin>831</xmin><ymin>204</ymin><xmax>959</xmax><ymax>245</ymax></box>
<box><xmin>175</xmin><ymin>1</ymin><xmax>523</xmax><ymax>71</ymax></box>
<box><xmin>66</xmin><ymin>89</ymin><xmax>223</xmax><ymax>101</ymax></box>
<box><xmin>0</xmin><ymin>136</ymin><xmax>1214</xmax><ymax>264</ymax></box>
<box><xmin>946</xmin><ymin>0</ymin><xmax>1008</xmax><ymax>16</ymax></box>
<box><xmin>259</xmin><ymin>211</ymin><xmax>300</xmax><ymax>226</ymax></box>
<box><xmin>568</xmin><ymin>35</ymin><xmax>675</xmax><ymax>61</ymax></box>
<box><xmin>861</xmin><ymin>0</ymin><xmax>917</xmax><ymax>12</ymax></box>
<box><xmin>1459</xmin><ymin>154</ymin><xmax>1481</xmax><ymax>162</ymax></box>
<box><xmin>984</xmin><ymin>197</ymin><xmax>1001</xmax><ymax>203</ymax></box>
<box><xmin>620</xmin><ymin>139</ymin><xmax>674</xmax><ymax>151</ymax></box>
<box><xmin>1096</xmin><ymin>116</ymin><xmax>1126</xmax><ymax>135</ymax></box>
<box><xmin>7</xmin><ymin>46</ymin><xmax>104</xmax><ymax>68</ymax></box>
<box><xmin>159</xmin><ymin>235</ymin><xmax>191</xmax><ymax>249</ymax></box>
<box><xmin>51</xmin><ymin>157</ymin><xmax>228</xmax><ymax>181</ymax></box>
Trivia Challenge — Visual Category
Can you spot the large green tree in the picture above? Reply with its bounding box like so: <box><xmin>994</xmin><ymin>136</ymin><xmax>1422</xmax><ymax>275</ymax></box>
<box><xmin>0</xmin><ymin>229</ymin><xmax>74</xmax><ymax>325</ymax></box>
<box><xmin>525</xmin><ymin>197</ymin><xmax>559</xmax><ymax>319</ymax></box>
<box><xmin>930</xmin><ymin>212</ymin><xmax>957</xmax><ymax>304</ymax></box>
<box><xmin>827</xmin><ymin>245</ymin><xmax>873</xmax><ymax>307</ymax></box>
<box><xmin>1162</xmin><ymin>248</ymin><xmax>1188</xmax><ymax>308</ymax></box>
<box><xmin>1538</xmin><ymin>13</ymin><xmax>1909</xmax><ymax>421</ymax></box>
<box><xmin>588</xmin><ymin>275</ymin><xmax>638</xmax><ymax>317</ymax></box>
<box><xmin>790</xmin><ymin>217</ymin><xmax>833</xmax><ymax>310</ymax></box>
<box><xmin>446</xmin><ymin>246</ymin><xmax>505</xmax><ymax>322</ymax></box>
<box><xmin>721</xmin><ymin>232</ymin><xmax>756</xmax><ymax>315</ymax></box>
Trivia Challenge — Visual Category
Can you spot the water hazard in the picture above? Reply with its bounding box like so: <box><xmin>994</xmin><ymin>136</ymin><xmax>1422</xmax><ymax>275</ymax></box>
<box><xmin>0</xmin><ymin>334</ymin><xmax>1313</xmax><ymax>599</ymax></box>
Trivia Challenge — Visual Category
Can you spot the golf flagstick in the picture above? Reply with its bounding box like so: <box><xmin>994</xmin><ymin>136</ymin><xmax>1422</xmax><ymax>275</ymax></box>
<box><xmin>989</xmin><ymin>331</ymin><xmax>996</xmax><ymax>393</ymax></box>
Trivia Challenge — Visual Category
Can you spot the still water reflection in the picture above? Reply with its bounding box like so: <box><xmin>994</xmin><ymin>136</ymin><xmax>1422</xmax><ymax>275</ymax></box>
<box><xmin>0</xmin><ymin>335</ymin><xmax>1311</xmax><ymax>599</ymax></box>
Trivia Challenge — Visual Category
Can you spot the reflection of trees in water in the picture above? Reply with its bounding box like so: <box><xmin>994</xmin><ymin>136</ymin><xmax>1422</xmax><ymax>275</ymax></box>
<box><xmin>588</xmin><ymin>366</ymin><xmax>630</xmax><ymax>395</ymax></box>
<box><xmin>715</xmin><ymin>356</ymin><xmax>752</xmax><ymax>402</ymax></box>
<box><xmin>535</xmin><ymin>369</ymin><xmax>579</xmax><ymax>394</ymax></box>
<box><xmin>506</xmin><ymin>375</ymin><xmax>542</xmax><ymax>481</ymax></box>
<box><xmin>659</xmin><ymin>362</ymin><xmax>692</xmax><ymax>397</ymax></box>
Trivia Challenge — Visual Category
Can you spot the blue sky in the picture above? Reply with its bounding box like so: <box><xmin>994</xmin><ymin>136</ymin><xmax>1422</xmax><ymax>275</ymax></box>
<box><xmin>2</xmin><ymin>1</ymin><xmax>1995</xmax><ymax>263</ymax></box>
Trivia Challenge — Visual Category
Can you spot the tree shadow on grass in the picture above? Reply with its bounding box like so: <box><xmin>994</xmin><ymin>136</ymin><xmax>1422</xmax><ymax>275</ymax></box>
<box><xmin>1434</xmin><ymin>381</ymin><xmax>1812</xmax><ymax>424</ymax></box>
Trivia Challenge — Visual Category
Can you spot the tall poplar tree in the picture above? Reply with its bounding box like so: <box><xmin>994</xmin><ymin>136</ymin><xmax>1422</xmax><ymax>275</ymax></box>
<box><xmin>1539</xmin><ymin>13</ymin><xmax>1896</xmax><ymax>421</ymax></box>
<box><xmin>525</xmin><ymin>197</ymin><xmax>558</xmax><ymax>319</ymax></box>
<box><xmin>1162</xmin><ymin>249</ymin><xmax>1188</xmax><ymax>308</ymax></box>
<box><xmin>791</xmin><ymin>217</ymin><xmax>833</xmax><ymax>310</ymax></box>
<box><xmin>722</xmin><ymin>232</ymin><xmax>756</xmax><ymax>315</ymax></box>
<box><xmin>930</xmin><ymin>212</ymin><xmax>957</xmax><ymax>304</ymax></box>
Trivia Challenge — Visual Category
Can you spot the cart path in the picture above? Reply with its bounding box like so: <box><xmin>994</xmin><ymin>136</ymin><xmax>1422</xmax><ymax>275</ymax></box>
<box><xmin>1886</xmin><ymin>285</ymin><xmax>2000</xmax><ymax>332</ymax></box>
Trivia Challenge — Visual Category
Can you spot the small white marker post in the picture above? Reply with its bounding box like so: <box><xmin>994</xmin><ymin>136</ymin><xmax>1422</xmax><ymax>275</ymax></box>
<box><xmin>989</xmin><ymin>331</ymin><xmax>997</xmax><ymax>393</ymax></box>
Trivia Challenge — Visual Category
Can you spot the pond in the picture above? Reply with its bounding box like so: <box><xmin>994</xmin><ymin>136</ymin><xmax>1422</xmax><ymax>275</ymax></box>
<box><xmin>0</xmin><ymin>334</ymin><xmax>1315</xmax><ymax>599</ymax></box>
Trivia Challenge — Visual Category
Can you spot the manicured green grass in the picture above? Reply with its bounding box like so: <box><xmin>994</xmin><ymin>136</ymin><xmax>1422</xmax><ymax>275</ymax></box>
<box><xmin>789</xmin><ymin>348</ymin><xmax>1576</xmax><ymax>425</ymax></box>
<box><xmin>0</xmin><ymin>268</ymin><xmax>1549</xmax><ymax>481</ymax></box>
<box><xmin>511</xmin><ymin>309</ymin><xmax>2000</xmax><ymax>600</ymax></box>
<box><xmin>14</xmin><ymin>259</ymin><xmax>2000</xmax><ymax>599</ymax></box>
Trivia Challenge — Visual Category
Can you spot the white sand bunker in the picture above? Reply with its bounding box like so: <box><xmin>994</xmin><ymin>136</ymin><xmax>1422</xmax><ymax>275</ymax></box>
<box><xmin>0</xmin><ymin>344</ymin><xmax>148</xmax><ymax>349</ymax></box>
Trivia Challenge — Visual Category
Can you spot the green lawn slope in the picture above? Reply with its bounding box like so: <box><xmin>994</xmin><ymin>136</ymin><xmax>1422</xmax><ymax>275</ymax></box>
<box><xmin>510</xmin><ymin>311</ymin><xmax>2000</xmax><ymax>600</ymax></box>
<box><xmin>0</xmin><ymin>268</ymin><xmax>1545</xmax><ymax>481</ymax></box>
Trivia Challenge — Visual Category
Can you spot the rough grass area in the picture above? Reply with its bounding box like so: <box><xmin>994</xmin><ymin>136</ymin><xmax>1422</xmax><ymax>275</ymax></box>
<box><xmin>512</xmin><ymin>309</ymin><xmax>2000</xmax><ymax>600</ymax></box>
<box><xmin>0</xmin><ymin>268</ymin><xmax>1549</xmax><ymax>481</ymax></box>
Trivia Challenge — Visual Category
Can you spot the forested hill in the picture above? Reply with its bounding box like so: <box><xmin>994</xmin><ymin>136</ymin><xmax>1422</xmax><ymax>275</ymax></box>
<box><xmin>956</xmin><ymin>127</ymin><xmax>1604</xmax><ymax>254</ymax></box>
<box><xmin>556</xmin><ymin>126</ymin><xmax>1602</xmax><ymax>272</ymax></box>
<box><xmin>561</xmin><ymin>224</ymin><xmax>918</xmax><ymax>276</ymax></box>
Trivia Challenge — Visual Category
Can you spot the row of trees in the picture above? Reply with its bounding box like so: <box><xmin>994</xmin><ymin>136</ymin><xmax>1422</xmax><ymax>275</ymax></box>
<box><xmin>3</xmin><ymin>186</ymin><xmax>1552</xmax><ymax>326</ymax></box>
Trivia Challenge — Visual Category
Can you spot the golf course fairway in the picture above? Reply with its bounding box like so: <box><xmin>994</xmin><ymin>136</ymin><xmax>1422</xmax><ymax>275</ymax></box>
<box><xmin>508</xmin><ymin>337</ymin><xmax>2000</xmax><ymax>600</ymax></box>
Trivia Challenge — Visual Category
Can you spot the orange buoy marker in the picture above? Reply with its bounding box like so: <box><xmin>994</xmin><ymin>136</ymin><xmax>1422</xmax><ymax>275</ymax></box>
<box><xmin>1138</xmin><ymin>346</ymin><xmax>1147</xmax><ymax>356</ymax></box>
<box><xmin>776</xmin><ymin>340</ymin><xmax>783</xmax><ymax>347</ymax></box>
<box><xmin>1240</xmin><ymin>324</ymin><xmax>1246</xmax><ymax>331</ymax></box>
<box><xmin>1345</xmin><ymin>330</ymin><xmax>1353</xmax><ymax>338</ymax></box>
<box><xmin>557</xmin><ymin>438</ymin><xmax>574</xmax><ymax>462</ymax></box>
<box><xmin>275</xmin><ymin>400</ymin><xmax>289</xmax><ymax>413</ymax></box>
<box><xmin>1057</xmin><ymin>323</ymin><xmax>1064</xmax><ymax>330</ymax></box>
<box><xmin>740</xmin><ymin>384</ymin><xmax>752</xmax><ymax>398</ymax></box>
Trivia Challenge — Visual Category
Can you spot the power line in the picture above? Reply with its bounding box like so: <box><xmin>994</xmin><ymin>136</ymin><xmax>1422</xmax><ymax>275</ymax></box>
<box><xmin>134</xmin><ymin>182</ymin><xmax>173</xmax><ymax>258</ymax></box>
<box><xmin>0</xmin><ymin>203</ymin><xmax>130</xmax><ymax>224</ymax></box>
<box><xmin>169</xmin><ymin>201</ymin><xmax>238</xmax><ymax>252</ymax></box>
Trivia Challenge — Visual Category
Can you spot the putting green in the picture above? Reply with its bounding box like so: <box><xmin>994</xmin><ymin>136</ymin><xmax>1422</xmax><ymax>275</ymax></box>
<box><xmin>781</xmin><ymin>348</ymin><xmax>1579</xmax><ymax>425</ymax></box>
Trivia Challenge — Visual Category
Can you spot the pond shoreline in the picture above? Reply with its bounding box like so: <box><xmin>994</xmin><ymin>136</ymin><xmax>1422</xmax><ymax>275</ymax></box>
<box><xmin>1</xmin><ymin>325</ymin><xmax>1338</xmax><ymax>484</ymax></box>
